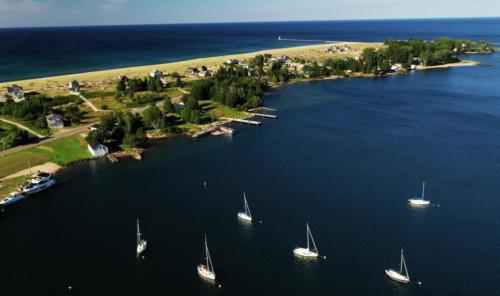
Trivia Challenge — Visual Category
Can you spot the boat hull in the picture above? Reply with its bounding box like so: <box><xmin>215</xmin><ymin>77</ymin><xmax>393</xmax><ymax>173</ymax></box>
<box><xmin>237</xmin><ymin>212</ymin><xmax>252</xmax><ymax>222</ymax></box>
<box><xmin>385</xmin><ymin>269</ymin><xmax>410</xmax><ymax>283</ymax></box>
<box><xmin>0</xmin><ymin>193</ymin><xmax>25</xmax><ymax>206</ymax></box>
<box><xmin>137</xmin><ymin>240</ymin><xmax>147</xmax><ymax>255</ymax></box>
<box><xmin>408</xmin><ymin>198</ymin><xmax>430</xmax><ymax>206</ymax></box>
<box><xmin>22</xmin><ymin>179</ymin><xmax>55</xmax><ymax>195</ymax></box>
<box><xmin>293</xmin><ymin>247</ymin><xmax>318</xmax><ymax>258</ymax></box>
<box><xmin>197</xmin><ymin>265</ymin><xmax>215</xmax><ymax>281</ymax></box>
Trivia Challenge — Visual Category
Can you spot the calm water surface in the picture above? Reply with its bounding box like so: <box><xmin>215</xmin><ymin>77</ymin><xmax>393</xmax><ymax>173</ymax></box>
<box><xmin>1</xmin><ymin>52</ymin><xmax>500</xmax><ymax>295</ymax></box>
<box><xmin>0</xmin><ymin>18</ymin><xmax>499</xmax><ymax>82</ymax></box>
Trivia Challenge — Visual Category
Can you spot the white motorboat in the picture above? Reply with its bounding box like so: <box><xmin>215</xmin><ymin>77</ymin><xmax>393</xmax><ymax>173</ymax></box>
<box><xmin>408</xmin><ymin>181</ymin><xmax>431</xmax><ymax>206</ymax></box>
<box><xmin>136</xmin><ymin>219</ymin><xmax>147</xmax><ymax>256</ymax></box>
<box><xmin>385</xmin><ymin>249</ymin><xmax>410</xmax><ymax>284</ymax></box>
<box><xmin>30</xmin><ymin>172</ymin><xmax>52</xmax><ymax>184</ymax></box>
<box><xmin>237</xmin><ymin>192</ymin><xmax>252</xmax><ymax>222</ymax></box>
<box><xmin>0</xmin><ymin>192</ymin><xmax>25</xmax><ymax>206</ymax></box>
<box><xmin>293</xmin><ymin>223</ymin><xmax>319</xmax><ymax>258</ymax></box>
<box><xmin>197</xmin><ymin>235</ymin><xmax>216</xmax><ymax>281</ymax></box>
<box><xmin>20</xmin><ymin>178</ymin><xmax>55</xmax><ymax>195</ymax></box>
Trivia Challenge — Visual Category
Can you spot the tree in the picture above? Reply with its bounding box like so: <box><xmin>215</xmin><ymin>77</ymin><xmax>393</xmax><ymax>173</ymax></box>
<box><xmin>3</xmin><ymin>128</ymin><xmax>29</xmax><ymax>148</ymax></box>
<box><xmin>162</xmin><ymin>97</ymin><xmax>174</xmax><ymax>114</ymax></box>
<box><xmin>142</xmin><ymin>104</ymin><xmax>165</xmax><ymax>130</ymax></box>
<box><xmin>116</xmin><ymin>79</ymin><xmax>126</xmax><ymax>93</ymax></box>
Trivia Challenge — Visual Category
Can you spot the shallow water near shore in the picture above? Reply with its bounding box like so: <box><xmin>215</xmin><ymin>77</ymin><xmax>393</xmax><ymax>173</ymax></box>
<box><xmin>1</xmin><ymin>51</ymin><xmax>500</xmax><ymax>295</ymax></box>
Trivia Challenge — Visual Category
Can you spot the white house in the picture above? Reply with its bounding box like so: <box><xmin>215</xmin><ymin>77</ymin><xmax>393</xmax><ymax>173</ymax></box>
<box><xmin>226</xmin><ymin>59</ymin><xmax>240</xmax><ymax>65</ymax></box>
<box><xmin>5</xmin><ymin>85</ymin><xmax>25</xmax><ymax>102</ymax></box>
<box><xmin>69</xmin><ymin>80</ymin><xmax>80</xmax><ymax>92</ymax></box>
<box><xmin>87</xmin><ymin>139</ymin><xmax>109</xmax><ymax>158</ymax></box>
<box><xmin>46</xmin><ymin>113</ymin><xmax>64</xmax><ymax>129</ymax></box>
<box><xmin>150</xmin><ymin>69</ymin><xmax>164</xmax><ymax>78</ymax></box>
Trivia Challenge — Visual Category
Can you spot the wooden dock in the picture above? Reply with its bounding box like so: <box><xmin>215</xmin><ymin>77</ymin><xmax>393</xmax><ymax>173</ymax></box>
<box><xmin>248</xmin><ymin>107</ymin><xmax>278</xmax><ymax>112</ymax></box>
<box><xmin>107</xmin><ymin>154</ymin><xmax>119</xmax><ymax>163</ymax></box>
<box><xmin>229</xmin><ymin>118</ymin><xmax>262</xmax><ymax>126</ymax></box>
<box><xmin>192</xmin><ymin>130</ymin><xmax>210</xmax><ymax>138</ymax></box>
<box><xmin>251</xmin><ymin>113</ymin><xmax>278</xmax><ymax>119</ymax></box>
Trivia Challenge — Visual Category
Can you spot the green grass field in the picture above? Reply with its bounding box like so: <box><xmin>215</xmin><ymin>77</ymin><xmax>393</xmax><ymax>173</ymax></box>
<box><xmin>0</xmin><ymin>135</ymin><xmax>91</xmax><ymax>179</ymax></box>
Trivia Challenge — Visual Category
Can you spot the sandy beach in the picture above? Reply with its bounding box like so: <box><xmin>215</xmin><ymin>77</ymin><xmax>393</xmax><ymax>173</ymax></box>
<box><xmin>0</xmin><ymin>42</ymin><xmax>384</xmax><ymax>95</ymax></box>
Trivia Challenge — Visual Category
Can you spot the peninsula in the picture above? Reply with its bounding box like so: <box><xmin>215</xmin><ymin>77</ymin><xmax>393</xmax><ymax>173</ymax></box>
<box><xmin>0</xmin><ymin>37</ymin><xmax>494</xmax><ymax>196</ymax></box>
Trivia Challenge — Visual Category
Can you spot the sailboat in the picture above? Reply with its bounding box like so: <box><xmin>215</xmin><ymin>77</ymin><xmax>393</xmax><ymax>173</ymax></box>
<box><xmin>136</xmin><ymin>219</ymin><xmax>147</xmax><ymax>256</ymax></box>
<box><xmin>237</xmin><ymin>192</ymin><xmax>252</xmax><ymax>222</ymax></box>
<box><xmin>197</xmin><ymin>235</ymin><xmax>216</xmax><ymax>281</ymax></box>
<box><xmin>293</xmin><ymin>223</ymin><xmax>319</xmax><ymax>258</ymax></box>
<box><xmin>408</xmin><ymin>181</ymin><xmax>431</xmax><ymax>206</ymax></box>
<box><xmin>385</xmin><ymin>249</ymin><xmax>410</xmax><ymax>284</ymax></box>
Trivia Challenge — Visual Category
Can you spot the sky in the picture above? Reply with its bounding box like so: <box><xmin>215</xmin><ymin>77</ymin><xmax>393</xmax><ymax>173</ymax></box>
<box><xmin>0</xmin><ymin>0</ymin><xmax>499</xmax><ymax>28</ymax></box>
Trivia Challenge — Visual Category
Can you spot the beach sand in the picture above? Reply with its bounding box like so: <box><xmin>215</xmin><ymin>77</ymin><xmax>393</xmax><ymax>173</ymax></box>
<box><xmin>1</xmin><ymin>162</ymin><xmax>62</xmax><ymax>181</ymax></box>
<box><xmin>0</xmin><ymin>42</ymin><xmax>384</xmax><ymax>96</ymax></box>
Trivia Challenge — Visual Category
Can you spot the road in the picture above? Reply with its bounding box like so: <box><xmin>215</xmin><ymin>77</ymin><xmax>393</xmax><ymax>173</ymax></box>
<box><xmin>0</xmin><ymin>122</ymin><xmax>97</xmax><ymax>157</ymax></box>
<box><xmin>76</xmin><ymin>93</ymin><xmax>103</xmax><ymax>113</ymax></box>
<box><xmin>0</xmin><ymin>118</ymin><xmax>45</xmax><ymax>138</ymax></box>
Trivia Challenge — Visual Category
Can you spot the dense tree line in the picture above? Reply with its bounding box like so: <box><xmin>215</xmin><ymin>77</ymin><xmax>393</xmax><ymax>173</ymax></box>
<box><xmin>0</xmin><ymin>95</ymin><xmax>83</xmax><ymax>129</ymax></box>
<box><xmin>86</xmin><ymin>111</ymin><xmax>146</xmax><ymax>148</ymax></box>
<box><xmin>116</xmin><ymin>76</ymin><xmax>164</xmax><ymax>93</ymax></box>
<box><xmin>0</xmin><ymin>127</ymin><xmax>30</xmax><ymax>149</ymax></box>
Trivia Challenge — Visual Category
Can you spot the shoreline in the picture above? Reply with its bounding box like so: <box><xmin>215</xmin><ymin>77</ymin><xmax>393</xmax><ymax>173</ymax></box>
<box><xmin>0</xmin><ymin>44</ymin><xmax>488</xmax><ymax>192</ymax></box>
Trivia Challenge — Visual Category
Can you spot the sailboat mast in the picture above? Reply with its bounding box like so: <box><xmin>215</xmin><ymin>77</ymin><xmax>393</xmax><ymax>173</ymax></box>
<box><xmin>136</xmin><ymin>219</ymin><xmax>141</xmax><ymax>246</ymax></box>
<box><xmin>400</xmin><ymin>249</ymin><xmax>404</xmax><ymax>274</ymax></box>
<box><xmin>422</xmin><ymin>181</ymin><xmax>425</xmax><ymax>199</ymax></box>
<box><xmin>306</xmin><ymin>223</ymin><xmax>310</xmax><ymax>250</ymax></box>
<box><xmin>244</xmin><ymin>193</ymin><xmax>251</xmax><ymax>217</ymax></box>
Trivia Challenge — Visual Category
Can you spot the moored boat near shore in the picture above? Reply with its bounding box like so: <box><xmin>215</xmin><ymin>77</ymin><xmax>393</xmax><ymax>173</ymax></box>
<box><xmin>0</xmin><ymin>192</ymin><xmax>25</xmax><ymax>206</ymax></box>
<box><xmin>19</xmin><ymin>178</ymin><xmax>56</xmax><ymax>195</ymax></box>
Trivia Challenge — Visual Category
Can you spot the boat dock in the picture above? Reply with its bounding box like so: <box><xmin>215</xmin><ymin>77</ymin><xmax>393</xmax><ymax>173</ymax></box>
<box><xmin>249</xmin><ymin>107</ymin><xmax>278</xmax><ymax>112</ymax></box>
<box><xmin>192</xmin><ymin>130</ymin><xmax>210</xmax><ymax>138</ymax></box>
<box><xmin>226</xmin><ymin>118</ymin><xmax>262</xmax><ymax>126</ymax></box>
<box><xmin>107</xmin><ymin>154</ymin><xmax>119</xmax><ymax>163</ymax></box>
<box><xmin>251</xmin><ymin>113</ymin><xmax>278</xmax><ymax>119</ymax></box>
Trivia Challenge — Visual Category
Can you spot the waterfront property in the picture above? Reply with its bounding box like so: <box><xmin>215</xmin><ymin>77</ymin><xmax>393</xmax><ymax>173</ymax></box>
<box><xmin>69</xmin><ymin>80</ymin><xmax>80</xmax><ymax>92</ymax></box>
<box><xmin>87</xmin><ymin>139</ymin><xmax>108</xmax><ymax>157</ymax></box>
<box><xmin>46</xmin><ymin>113</ymin><xmax>64</xmax><ymax>129</ymax></box>
<box><xmin>150</xmin><ymin>69</ymin><xmax>164</xmax><ymax>78</ymax></box>
<box><xmin>4</xmin><ymin>85</ymin><xmax>24</xmax><ymax>102</ymax></box>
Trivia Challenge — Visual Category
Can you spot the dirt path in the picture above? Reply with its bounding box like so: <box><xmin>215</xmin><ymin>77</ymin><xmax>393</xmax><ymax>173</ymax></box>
<box><xmin>0</xmin><ymin>117</ymin><xmax>45</xmax><ymax>138</ymax></box>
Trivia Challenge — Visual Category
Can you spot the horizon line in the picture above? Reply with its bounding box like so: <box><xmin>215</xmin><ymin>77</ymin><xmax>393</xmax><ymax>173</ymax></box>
<box><xmin>0</xmin><ymin>16</ymin><xmax>499</xmax><ymax>30</ymax></box>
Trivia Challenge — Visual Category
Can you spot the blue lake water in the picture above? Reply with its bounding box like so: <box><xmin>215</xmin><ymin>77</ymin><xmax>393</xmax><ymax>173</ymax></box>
<box><xmin>1</xmin><ymin>19</ymin><xmax>500</xmax><ymax>295</ymax></box>
<box><xmin>0</xmin><ymin>18</ymin><xmax>499</xmax><ymax>82</ymax></box>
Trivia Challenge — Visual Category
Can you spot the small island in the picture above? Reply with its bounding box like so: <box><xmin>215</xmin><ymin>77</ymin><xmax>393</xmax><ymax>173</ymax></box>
<box><xmin>0</xmin><ymin>37</ymin><xmax>494</xmax><ymax>195</ymax></box>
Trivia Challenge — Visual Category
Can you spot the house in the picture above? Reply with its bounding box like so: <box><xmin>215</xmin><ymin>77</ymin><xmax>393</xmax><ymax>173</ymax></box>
<box><xmin>390</xmin><ymin>63</ymin><xmax>402</xmax><ymax>72</ymax></box>
<box><xmin>150</xmin><ymin>69</ymin><xmax>163</xmax><ymax>79</ymax></box>
<box><xmin>198</xmin><ymin>71</ymin><xmax>212</xmax><ymax>78</ymax></box>
<box><xmin>226</xmin><ymin>59</ymin><xmax>240</xmax><ymax>65</ymax></box>
<box><xmin>5</xmin><ymin>85</ymin><xmax>25</xmax><ymax>102</ymax></box>
<box><xmin>118</xmin><ymin>75</ymin><xmax>129</xmax><ymax>83</ymax></box>
<box><xmin>87</xmin><ymin>139</ymin><xmax>109</xmax><ymax>158</ymax></box>
<box><xmin>69</xmin><ymin>80</ymin><xmax>80</xmax><ymax>92</ymax></box>
<box><xmin>276</xmin><ymin>55</ymin><xmax>289</xmax><ymax>62</ymax></box>
<box><xmin>46</xmin><ymin>113</ymin><xmax>64</xmax><ymax>129</ymax></box>
<box><xmin>187</xmin><ymin>67</ymin><xmax>199</xmax><ymax>76</ymax></box>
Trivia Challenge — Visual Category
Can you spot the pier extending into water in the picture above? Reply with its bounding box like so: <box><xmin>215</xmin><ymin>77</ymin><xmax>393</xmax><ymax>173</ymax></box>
<box><xmin>223</xmin><ymin>118</ymin><xmax>262</xmax><ymax>126</ymax></box>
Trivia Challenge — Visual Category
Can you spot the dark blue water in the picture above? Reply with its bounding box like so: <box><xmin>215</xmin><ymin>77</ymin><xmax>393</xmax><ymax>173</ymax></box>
<box><xmin>1</xmin><ymin>54</ymin><xmax>500</xmax><ymax>296</ymax></box>
<box><xmin>1</xmin><ymin>18</ymin><xmax>499</xmax><ymax>82</ymax></box>
<box><xmin>1</xmin><ymin>19</ymin><xmax>500</xmax><ymax>295</ymax></box>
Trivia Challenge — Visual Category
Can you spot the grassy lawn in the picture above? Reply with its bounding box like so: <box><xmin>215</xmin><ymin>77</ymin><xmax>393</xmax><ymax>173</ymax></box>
<box><xmin>0</xmin><ymin>135</ymin><xmax>91</xmax><ymax>179</ymax></box>
<box><xmin>202</xmin><ymin>101</ymin><xmax>249</xmax><ymax>119</ymax></box>
<box><xmin>0</xmin><ymin>115</ymin><xmax>51</xmax><ymax>136</ymax></box>
<box><xmin>89</xmin><ymin>96</ymin><xmax>126</xmax><ymax>111</ymax></box>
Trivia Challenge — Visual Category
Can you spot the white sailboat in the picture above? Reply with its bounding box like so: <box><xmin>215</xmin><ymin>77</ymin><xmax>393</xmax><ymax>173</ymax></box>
<box><xmin>197</xmin><ymin>235</ymin><xmax>216</xmax><ymax>281</ymax></box>
<box><xmin>237</xmin><ymin>193</ymin><xmax>252</xmax><ymax>222</ymax></box>
<box><xmin>136</xmin><ymin>219</ymin><xmax>147</xmax><ymax>256</ymax></box>
<box><xmin>408</xmin><ymin>181</ymin><xmax>431</xmax><ymax>206</ymax></box>
<box><xmin>293</xmin><ymin>223</ymin><xmax>319</xmax><ymax>258</ymax></box>
<box><xmin>385</xmin><ymin>249</ymin><xmax>410</xmax><ymax>284</ymax></box>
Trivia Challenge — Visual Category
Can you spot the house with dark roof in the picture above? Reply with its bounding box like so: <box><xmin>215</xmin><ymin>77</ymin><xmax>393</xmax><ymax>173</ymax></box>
<box><xmin>87</xmin><ymin>139</ymin><xmax>109</xmax><ymax>158</ymax></box>
<box><xmin>46</xmin><ymin>113</ymin><xmax>64</xmax><ymax>129</ymax></box>
<box><xmin>69</xmin><ymin>80</ymin><xmax>81</xmax><ymax>92</ymax></box>
<box><xmin>5</xmin><ymin>85</ymin><xmax>25</xmax><ymax>102</ymax></box>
